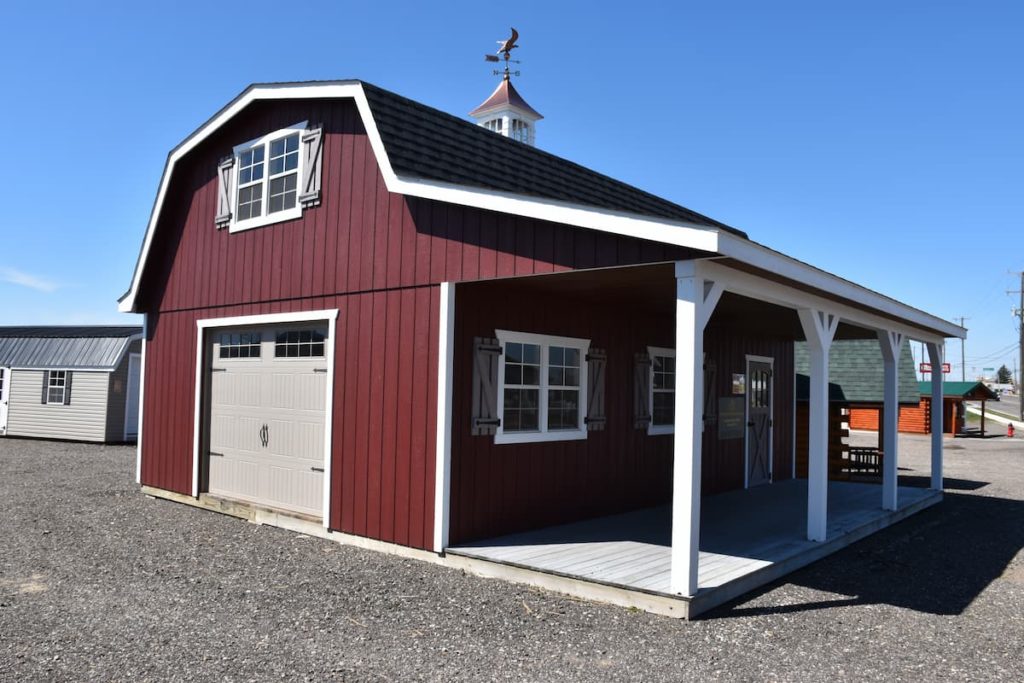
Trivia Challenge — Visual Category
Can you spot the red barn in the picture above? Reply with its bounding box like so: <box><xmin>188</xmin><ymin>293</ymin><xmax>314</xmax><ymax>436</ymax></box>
<box><xmin>120</xmin><ymin>80</ymin><xmax>965</xmax><ymax>617</ymax></box>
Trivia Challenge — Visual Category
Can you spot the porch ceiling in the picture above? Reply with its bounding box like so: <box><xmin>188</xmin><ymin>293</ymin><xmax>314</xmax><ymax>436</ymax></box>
<box><xmin>462</xmin><ymin>264</ymin><xmax>879</xmax><ymax>341</ymax></box>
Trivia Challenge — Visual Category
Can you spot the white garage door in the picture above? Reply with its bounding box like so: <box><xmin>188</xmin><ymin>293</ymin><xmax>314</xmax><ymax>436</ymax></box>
<box><xmin>207</xmin><ymin>325</ymin><xmax>329</xmax><ymax>517</ymax></box>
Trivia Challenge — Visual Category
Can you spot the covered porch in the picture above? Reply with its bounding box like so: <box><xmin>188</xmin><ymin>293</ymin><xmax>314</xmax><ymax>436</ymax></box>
<box><xmin>435</xmin><ymin>258</ymin><xmax>963</xmax><ymax>617</ymax></box>
<box><xmin>449</xmin><ymin>479</ymin><xmax>941</xmax><ymax>618</ymax></box>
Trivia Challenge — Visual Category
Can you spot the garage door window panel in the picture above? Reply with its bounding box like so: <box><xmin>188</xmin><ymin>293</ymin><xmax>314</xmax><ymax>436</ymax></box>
<box><xmin>219</xmin><ymin>332</ymin><xmax>262</xmax><ymax>359</ymax></box>
<box><xmin>275</xmin><ymin>330</ymin><xmax>326</xmax><ymax>358</ymax></box>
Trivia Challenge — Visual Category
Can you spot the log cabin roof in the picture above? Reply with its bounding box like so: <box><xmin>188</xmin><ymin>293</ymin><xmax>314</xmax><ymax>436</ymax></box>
<box><xmin>795</xmin><ymin>339</ymin><xmax>920</xmax><ymax>404</ymax></box>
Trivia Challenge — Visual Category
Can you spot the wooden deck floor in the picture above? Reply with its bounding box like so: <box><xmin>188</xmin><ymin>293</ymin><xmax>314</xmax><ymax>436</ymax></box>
<box><xmin>448</xmin><ymin>480</ymin><xmax>941</xmax><ymax>617</ymax></box>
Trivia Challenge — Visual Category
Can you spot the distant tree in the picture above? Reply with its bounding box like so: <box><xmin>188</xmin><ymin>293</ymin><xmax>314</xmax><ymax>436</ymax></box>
<box><xmin>997</xmin><ymin>364</ymin><xmax>1012</xmax><ymax>384</ymax></box>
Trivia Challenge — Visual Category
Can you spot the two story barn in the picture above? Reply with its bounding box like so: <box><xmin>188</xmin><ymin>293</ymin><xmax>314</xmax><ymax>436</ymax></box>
<box><xmin>120</xmin><ymin>80</ymin><xmax>965</xmax><ymax>617</ymax></box>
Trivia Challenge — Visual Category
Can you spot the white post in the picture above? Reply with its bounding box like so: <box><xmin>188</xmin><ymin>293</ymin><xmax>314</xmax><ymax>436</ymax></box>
<box><xmin>670</xmin><ymin>261</ymin><xmax>722</xmax><ymax>597</ymax></box>
<box><xmin>878</xmin><ymin>330</ymin><xmax>904</xmax><ymax>511</ymax></box>
<box><xmin>797</xmin><ymin>309</ymin><xmax>839</xmax><ymax>542</ymax></box>
<box><xmin>434</xmin><ymin>283</ymin><xmax>456</xmax><ymax>553</ymax></box>
<box><xmin>927</xmin><ymin>342</ymin><xmax>945</xmax><ymax>490</ymax></box>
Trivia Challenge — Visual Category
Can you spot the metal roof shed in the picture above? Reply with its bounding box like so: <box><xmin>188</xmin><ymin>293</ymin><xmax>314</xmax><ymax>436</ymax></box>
<box><xmin>0</xmin><ymin>326</ymin><xmax>142</xmax><ymax>443</ymax></box>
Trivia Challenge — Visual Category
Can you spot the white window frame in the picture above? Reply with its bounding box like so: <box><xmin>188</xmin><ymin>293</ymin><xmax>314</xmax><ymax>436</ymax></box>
<box><xmin>495</xmin><ymin>330</ymin><xmax>590</xmax><ymax>445</ymax></box>
<box><xmin>46</xmin><ymin>370</ymin><xmax>67</xmax><ymax>405</ymax></box>
<box><xmin>648</xmin><ymin>346</ymin><xmax>676</xmax><ymax>435</ymax></box>
<box><xmin>229</xmin><ymin>121</ymin><xmax>308</xmax><ymax>233</ymax></box>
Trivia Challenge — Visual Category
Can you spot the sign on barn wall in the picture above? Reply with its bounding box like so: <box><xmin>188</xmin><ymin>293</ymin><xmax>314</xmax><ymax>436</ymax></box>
<box><xmin>718</xmin><ymin>397</ymin><xmax>745</xmax><ymax>440</ymax></box>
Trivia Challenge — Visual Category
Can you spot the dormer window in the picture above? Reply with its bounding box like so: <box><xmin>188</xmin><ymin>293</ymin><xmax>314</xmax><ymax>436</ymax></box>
<box><xmin>214</xmin><ymin>122</ymin><xmax>324</xmax><ymax>233</ymax></box>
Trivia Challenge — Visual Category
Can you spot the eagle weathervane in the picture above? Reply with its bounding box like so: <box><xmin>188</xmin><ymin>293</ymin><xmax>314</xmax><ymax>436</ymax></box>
<box><xmin>484</xmin><ymin>27</ymin><xmax>522</xmax><ymax>79</ymax></box>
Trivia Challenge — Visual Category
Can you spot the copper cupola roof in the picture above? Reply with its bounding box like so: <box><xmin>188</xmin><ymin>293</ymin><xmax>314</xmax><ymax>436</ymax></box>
<box><xmin>468</xmin><ymin>75</ymin><xmax>544</xmax><ymax>121</ymax></box>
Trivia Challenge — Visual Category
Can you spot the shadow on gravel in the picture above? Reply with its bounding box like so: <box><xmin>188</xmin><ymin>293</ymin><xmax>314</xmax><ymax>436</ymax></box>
<box><xmin>703</xmin><ymin>491</ymin><xmax>1024</xmax><ymax>619</ymax></box>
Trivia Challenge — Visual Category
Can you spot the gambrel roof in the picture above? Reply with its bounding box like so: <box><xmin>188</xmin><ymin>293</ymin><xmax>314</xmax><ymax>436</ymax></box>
<box><xmin>118</xmin><ymin>80</ymin><xmax>964</xmax><ymax>343</ymax></box>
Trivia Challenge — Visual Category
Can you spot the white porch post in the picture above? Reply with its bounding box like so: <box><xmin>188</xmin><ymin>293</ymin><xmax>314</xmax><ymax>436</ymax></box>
<box><xmin>670</xmin><ymin>261</ymin><xmax>722</xmax><ymax>597</ymax></box>
<box><xmin>797</xmin><ymin>309</ymin><xmax>839</xmax><ymax>542</ymax></box>
<box><xmin>878</xmin><ymin>330</ymin><xmax>904</xmax><ymax>511</ymax></box>
<box><xmin>927</xmin><ymin>342</ymin><xmax>945</xmax><ymax>490</ymax></box>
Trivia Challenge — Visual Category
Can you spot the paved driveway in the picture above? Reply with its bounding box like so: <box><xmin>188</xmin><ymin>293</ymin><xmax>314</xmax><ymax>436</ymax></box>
<box><xmin>1</xmin><ymin>434</ymin><xmax>1022</xmax><ymax>682</ymax></box>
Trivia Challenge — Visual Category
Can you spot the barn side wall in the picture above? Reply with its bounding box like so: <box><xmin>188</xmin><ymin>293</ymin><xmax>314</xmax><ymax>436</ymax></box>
<box><xmin>449</xmin><ymin>285</ymin><xmax>795</xmax><ymax>545</ymax></box>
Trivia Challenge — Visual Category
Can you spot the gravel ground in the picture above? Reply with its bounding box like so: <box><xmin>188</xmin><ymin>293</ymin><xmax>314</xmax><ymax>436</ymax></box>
<box><xmin>1</xmin><ymin>434</ymin><xmax>1022</xmax><ymax>682</ymax></box>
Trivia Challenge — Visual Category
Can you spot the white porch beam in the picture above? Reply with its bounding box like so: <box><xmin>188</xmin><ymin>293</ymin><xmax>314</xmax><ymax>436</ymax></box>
<box><xmin>670</xmin><ymin>261</ymin><xmax>721</xmax><ymax>597</ymax></box>
<box><xmin>878</xmin><ymin>330</ymin><xmax>904</xmax><ymax>511</ymax></box>
<box><xmin>797</xmin><ymin>308</ymin><xmax>839</xmax><ymax>542</ymax></box>
<box><xmin>927</xmin><ymin>342</ymin><xmax>945</xmax><ymax>490</ymax></box>
<box><xmin>698</xmin><ymin>260</ymin><xmax>947</xmax><ymax>346</ymax></box>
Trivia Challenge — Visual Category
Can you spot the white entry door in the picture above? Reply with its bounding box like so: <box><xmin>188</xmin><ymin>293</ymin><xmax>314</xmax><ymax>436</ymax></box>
<box><xmin>206</xmin><ymin>325</ymin><xmax>329</xmax><ymax>517</ymax></box>
<box><xmin>0</xmin><ymin>367</ymin><xmax>9</xmax><ymax>435</ymax></box>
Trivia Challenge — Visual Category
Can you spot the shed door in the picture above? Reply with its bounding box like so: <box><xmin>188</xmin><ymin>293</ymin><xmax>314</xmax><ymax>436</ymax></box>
<box><xmin>745</xmin><ymin>359</ymin><xmax>773</xmax><ymax>487</ymax></box>
<box><xmin>124</xmin><ymin>353</ymin><xmax>141</xmax><ymax>439</ymax></box>
<box><xmin>206</xmin><ymin>325</ymin><xmax>328</xmax><ymax>517</ymax></box>
<box><xmin>0</xmin><ymin>367</ymin><xmax>9</xmax><ymax>435</ymax></box>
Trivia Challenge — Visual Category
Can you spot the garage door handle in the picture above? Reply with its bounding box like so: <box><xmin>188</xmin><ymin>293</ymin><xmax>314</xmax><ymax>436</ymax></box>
<box><xmin>311</xmin><ymin>466</ymin><xmax>324</xmax><ymax>473</ymax></box>
<box><xmin>259</xmin><ymin>424</ymin><xmax>269</xmax><ymax>448</ymax></box>
<box><xmin>209</xmin><ymin>451</ymin><xmax>224</xmax><ymax>457</ymax></box>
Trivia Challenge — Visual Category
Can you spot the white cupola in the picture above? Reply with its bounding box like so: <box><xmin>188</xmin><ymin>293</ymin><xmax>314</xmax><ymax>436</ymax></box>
<box><xmin>469</xmin><ymin>74</ymin><xmax>543</xmax><ymax>146</ymax></box>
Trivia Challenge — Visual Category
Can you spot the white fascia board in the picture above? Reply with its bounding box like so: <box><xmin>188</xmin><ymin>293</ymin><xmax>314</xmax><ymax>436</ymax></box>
<box><xmin>699</xmin><ymin>258</ymin><xmax>955</xmax><ymax>345</ymax></box>
<box><xmin>118</xmin><ymin>81</ymin><xmax>720</xmax><ymax>313</ymax></box>
<box><xmin>715</xmin><ymin>232</ymin><xmax>966</xmax><ymax>341</ymax></box>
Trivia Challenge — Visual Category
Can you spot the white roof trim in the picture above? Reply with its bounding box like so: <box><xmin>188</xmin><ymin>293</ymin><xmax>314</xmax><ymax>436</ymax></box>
<box><xmin>118</xmin><ymin>81</ymin><xmax>963</xmax><ymax>341</ymax></box>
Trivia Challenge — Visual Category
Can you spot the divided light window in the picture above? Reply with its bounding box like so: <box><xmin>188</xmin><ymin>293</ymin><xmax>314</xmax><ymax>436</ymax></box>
<box><xmin>46</xmin><ymin>371</ymin><xmax>67</xmax><ymax>404</ymax></box>
<box><xmin>496</xmin><ymin>331</ymin><xmax>589</xmax><ymax>444</ymax></box>
<box><xmin>232</xmin><ymin>124</ymin><xmax>303</xmax><ymax>228</ymax></box>
<box><xmin>274</xmin><ymin>330</ymin><xmax>326</xmax><ymax>358</ymax></box>
<box><xmin>219</xmin><ymin>332</ymin><xmax>261</xmax><ymax>359</ymax></box>
<box><xmin>648</xmin><ymin>347</ymin><xmax>675</xmax><ymax>435</ymax></box>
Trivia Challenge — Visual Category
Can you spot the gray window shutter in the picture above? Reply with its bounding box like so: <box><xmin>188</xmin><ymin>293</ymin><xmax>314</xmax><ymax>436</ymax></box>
<box><xmin>471</xmin><ymin>336</ymin><xmax>501</xmax><ymax>435</ymax></box>
<box><xmin>214</xmin><ymin>156</ymin><xmax>235</xmax><ymax>228</ymax></box>
<box><xmin>585</xmin><ymin>348</ymin><xmax>607</xmax><ymax>431</ymax></box>
<box><xmin>299</xmin><ymin>125</ymin><xmax>324</xmax><ymax>208</ymax></box>
<box><xmin>634</xmin><ymin>352</ymin><xmax>652</xmax><ymax>429</ymax></box>
<box><xmin>64</xmin><ymin>372</ymin><xmax>73</xmax><ymax>405</ymax></box>
<box><xmin>41</xmin><ymin>370</ymin><xmax>49</xmax><ymax>404</ymax></box>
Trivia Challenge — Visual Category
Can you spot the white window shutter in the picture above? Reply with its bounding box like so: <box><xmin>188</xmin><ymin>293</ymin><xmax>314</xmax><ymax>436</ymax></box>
<box><xmin>633</xmin><ymin>352</ymin><xmax>652</xmax><ymax>429</ymax></box>
<box><xmin>585</xmin><ymin>349</ymin><xmax>607</xmax><ymax>431</ymax></box>
<box><xmin>214</xmin><ymin>156</ymin><xmax>234</xmax><ymax>228</ymax></box>
<box><xmin>471</xmin><ymin>336</ymin><xmax>501</xmax><ymax>435</ymax></box>
<box><xmin>299</xmin><ymin>125</ymin><xmax>324</xmax><ymax>208</ymax></box>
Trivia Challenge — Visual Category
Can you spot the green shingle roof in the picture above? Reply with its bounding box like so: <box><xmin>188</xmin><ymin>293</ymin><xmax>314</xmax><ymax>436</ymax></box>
<box><xmin>795</xmin><ymin>339</ymin><xmax>920</xmax><ymax>404</ymax></box>
<box><xmin>919</xmin><ymin>381</ymin><xmax>999</xmax><ymax>400</ymax></box>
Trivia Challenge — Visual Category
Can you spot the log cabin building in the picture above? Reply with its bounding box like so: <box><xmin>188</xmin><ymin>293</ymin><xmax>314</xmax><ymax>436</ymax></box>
<box><xmin>119</xmin><ymin>79</ymin><xmax>966</xmax><ymax>618</ymax></box>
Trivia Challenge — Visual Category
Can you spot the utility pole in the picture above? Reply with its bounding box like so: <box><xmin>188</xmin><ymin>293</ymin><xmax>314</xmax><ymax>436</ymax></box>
<box><xmin>1009</xmin><ymin>272</ymin><xmax>1024</xmax><ymax>421</ymax></box>
<box><xmin>957</xmin><ymin>316</ymin><xmax>969</xmax><ymax>381</ymax></box>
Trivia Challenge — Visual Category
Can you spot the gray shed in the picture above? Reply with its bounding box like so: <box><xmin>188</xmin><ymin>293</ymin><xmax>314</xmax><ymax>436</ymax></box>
<box><xmin>0</xmin><ymin>326</ymin><xmax>142</xmax><ymax>442</ymax></box>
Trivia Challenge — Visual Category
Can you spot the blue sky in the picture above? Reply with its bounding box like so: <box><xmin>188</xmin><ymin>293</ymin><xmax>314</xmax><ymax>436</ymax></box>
<box><xmin>1</xmin><ymin>1</ymin><xmax>1021</xmax><ymax>380</ymax></box>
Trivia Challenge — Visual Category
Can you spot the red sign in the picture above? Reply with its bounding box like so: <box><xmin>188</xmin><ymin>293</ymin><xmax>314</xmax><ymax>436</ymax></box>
<box><xmin>920</xmin><ymin>363</ymin><xmax>953</xmax><ymax>374</ymax></box>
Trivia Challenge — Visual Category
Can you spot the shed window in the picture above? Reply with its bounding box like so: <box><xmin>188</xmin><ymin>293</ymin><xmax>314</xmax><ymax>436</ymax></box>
<box><xmin>648</xmin><ymin>346</ymin><xmax>675</xmax><ymax>435</ymax></box>
<box><xmin>495</xmin><ymin>331</ymin><xmax>589</xmax><ymax>444</ymax></box>
<box><xmin>274</xmin><ymin>330</ymin><xmax>326</xmax><ymax>358</ymax></box>
<box><xmin>46</xmin><ymin>371</ymin><xmax>67</xmax><ymax>404</ymax></box>
<box><xmin>229</xmin><ymin>122</ymin><xmax>307</xmax><ymax>231</ymax></box>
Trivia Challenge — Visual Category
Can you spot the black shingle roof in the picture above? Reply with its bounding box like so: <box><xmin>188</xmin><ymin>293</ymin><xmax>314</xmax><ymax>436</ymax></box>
<box><xmin>360</xmin><ymin>82</ymin><xmax>746</xmax><ymax>238</ymax></box>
